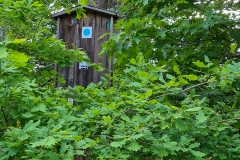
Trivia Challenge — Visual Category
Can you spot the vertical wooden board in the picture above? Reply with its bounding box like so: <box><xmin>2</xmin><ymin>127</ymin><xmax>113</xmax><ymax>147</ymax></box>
<box><xmin>89</xmin><ymin>12</ymin><xmax>96</xmax><ymax>84</ymax></box>
<box><xmin>56</xmin><ymin>16</ymin><xmax>69</xmax><ymax>87</ymax></box>
<box><xmin>58</xmin><ymin>13</ymin><xmax>79</xmax><ymax>86</ymax></box>
<box><xmin>55</xmin><ymin>18</ymin><xmax>61</xmax><ymax>87</ymax></box>
<box><xmin>62</xmin><ymin>13</ymin><xmax>77</xmax><ymax>49</ymax></box>
<box><xmin>77</xmin><ymin>11</ymin><xmax>94</xmax><ymax>87</ymax></box>
<box><xmin>101</xmin><ymin>15</ymin><xmax>109</xmax><ymax>70</ymax></box>
<box><xmin>92</xmin><ymin>13</ymin><xmax>100</xmax><ymax>83</ymax></box>
<box><xmin>93</xmin><ymin>14</ymin><xmax>107</xmax><ymax>82</ymax></box>
<box><xmin>86</xmin><ymin>12</ymin><xmax>94</xmax><ymax>85</ymax></box>
<box><xmin>73</xmin><ymin>23</ymin><xmax>79</xmax><ymax>86</ymax></box>
<box><xmin>79</xmin><ymin>14</ymin><xmax>88</xmax><ymax>88</ymax></box>
<box><xmin>108</xmin><ymin>16</ymin><xmax>114</xmax><ymax>75</ymax></box>
<box><xmin>99</xmin><ymin>15</ymin><xmax>107</xmax><ymax>81</ymax></box>
<box><xmin>55</xmin><ymin>10</ymin><xmax>115</xmax><ymax>88</ymax></box>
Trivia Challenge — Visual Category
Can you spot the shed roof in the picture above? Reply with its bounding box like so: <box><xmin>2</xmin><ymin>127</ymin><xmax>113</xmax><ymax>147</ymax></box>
<box><xmin>51</xmin><ymin>5</ymin><xmax>118</xmax><ymax>19</ymax></box>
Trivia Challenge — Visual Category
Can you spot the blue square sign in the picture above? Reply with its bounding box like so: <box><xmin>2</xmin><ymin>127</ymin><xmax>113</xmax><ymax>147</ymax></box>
<box><xmin>82</xmin><ymin>27</ymin><xmax>92</xmax><ymax>38</ymax></box>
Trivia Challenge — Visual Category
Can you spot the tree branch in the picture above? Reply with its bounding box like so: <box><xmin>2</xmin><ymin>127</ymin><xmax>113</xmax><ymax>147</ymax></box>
<box><xmin>1</xmin><ymin>107</ymin><xmax>8</xmax><ymax>127</ymax></box>
<box><xmin>151</xmin><ymin>81</ymin><xmax>211</xmax><ymax>100</ymax></box>
<box><xmin>215</xmin><ymin>117</ymin><xmax>240</xmax><ymax>123</ymax></box>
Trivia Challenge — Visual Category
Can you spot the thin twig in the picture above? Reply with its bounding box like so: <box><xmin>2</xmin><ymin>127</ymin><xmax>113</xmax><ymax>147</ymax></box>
<box><xmin>1</xmin><ymin>107</ymin><xmax>8</xmax><ymax>127</ymax></box>
<box><xmin>123</xmin><ymin>108</ymin><xmax>132</xmax><ymax>113</ymax></box>
<box><xmin>33</xmin><ymin>16</ymin><xmax>43</xmax><ymax>41</ymax></box>
<box><xmin>151</xmin><ymin>81</ymin><xmax>211</xmax><ymax>99</ymax></box>
<box><xmin>214</xmin><ymin>117</ymin><xmax>240</xmax><ymax>123</ymax></box>
<box><xmin>181</xmin><ymin>91</ymin><xmax>197</xmax><ymax>105</ymax></box>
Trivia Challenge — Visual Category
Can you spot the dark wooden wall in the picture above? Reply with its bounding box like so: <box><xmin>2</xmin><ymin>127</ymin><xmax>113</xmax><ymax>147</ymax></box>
<box><xmin>56</xmin><ymin>11</ymin><xmax>113</xmax><ymax>87</ymax></box>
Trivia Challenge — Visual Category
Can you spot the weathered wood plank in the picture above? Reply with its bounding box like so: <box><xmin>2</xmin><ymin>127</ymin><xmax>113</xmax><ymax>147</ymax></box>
<box><xmin>55</xmin><ymin>10</ymin><xmax>115</xmax><ymax>87</ymax></box>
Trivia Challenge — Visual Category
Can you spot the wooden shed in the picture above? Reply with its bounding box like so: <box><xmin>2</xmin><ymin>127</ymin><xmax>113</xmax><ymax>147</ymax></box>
<box><xmin>51</xmin><ymin>6</ymin><xmax>118</xmax><ymax>87</ymax></box>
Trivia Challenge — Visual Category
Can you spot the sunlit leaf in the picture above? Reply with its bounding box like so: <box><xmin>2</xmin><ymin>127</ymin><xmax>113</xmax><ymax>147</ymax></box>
<box><xmin>230</xmin><ymin>41</ymin><xmax>237</xmax><ymax>54</ymax></box>
<box><xmin>0</xmin><ymin>46</ymin><xmax>8</xmax><ymax>58</ymax></box>
<box><xmin>193</xmin><ymin>60</ymin><xmax>206</xmax><ymax>68</ymax></box>
<box><xmin>127</xmin><ymin>141</ymin><xmax>142</xmax><ymax>151</ymax></box>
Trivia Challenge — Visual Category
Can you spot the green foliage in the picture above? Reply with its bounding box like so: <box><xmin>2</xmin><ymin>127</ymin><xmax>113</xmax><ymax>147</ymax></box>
<box><xmin>101</xmin><ymin>0</ymin><xmax>240</xmax><ymax>72</ymax></box>
<box><xmin>2</xmin><ymin>54</ymin><xmax>240</xmax><ymax>159</ymax></box>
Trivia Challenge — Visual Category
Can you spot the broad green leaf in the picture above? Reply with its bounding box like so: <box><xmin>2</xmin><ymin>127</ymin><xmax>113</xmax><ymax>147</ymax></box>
<box><xmin>230</xmin><ymin>41</ymin><xmax>237</xmax><ymax>54</ymax></box>
<box><xmin>12</xmin><ymin>39</ymin><xmax>26</xmax><ymax>44</ymax></box>
<box><xmin>145</xmin><ymin>89</ymin><xmax>152</xmax><ymax>98</ymax></box>
<box><xmin>150</xmin><ymin>76</ymin><xmax>158</xmax><ymax>81</ymax></box>
<box><xmin>45</xmin><ymin>136</ymin><xmax>57</xmax><ymax>146</ymax></box>
<box><xmin>54</xmin><ymin>2</ymin><xmax>60</xmax><ymax>9</ymax></box>
<box><xmin>23</xmin><ymin>120</ymin><xmax>40</xmax><ymax>130</ymax></box>
<box><xmin>169</xmin><ymin>105</ymin><xmax>179</xmax><ymax>110</ymax></box>
<box><xmin>132</xmin><ymin>36</ymin><xmax>140</xmax><ymax>44</ymax></box>
<box><xmin>108</xmin><ymin>102</ymin><xmax>115</xmax><ymax>109</ymax></box>
<box><xmin>32</xmin><ymin>2</ymin><xmax>44</xmax><ymax>7</ymax></box>
<box><xmin>19</xmin><ymin>133</ymin><xmax>30</xmax><ymax>141</ymax></box>
<box><xmin>179</xmin><ymin>76</ymin><xmax>188</xmax><ymax>84</ymax></box>
<box><xmin>183</xmin><ymin>74</ymin><xmax>198</xmax><ymax>81</ymax></box>
<box><xmin>57</xmin><ymin>77</ymin><xmax>66</xmax><ymax>84</ymax></box>
<box><xmin>31</xmin><ymin>104</ymin><xmax>46</xmax><ymax>112</ymax></box>
<box><xmin>31</xmin><ymin>136</ymin><xmax>57</xmax><ymax>147</ymax></box>
<box><xmin>8</xmin><ymin>142</ymin><xmax>22</xmax><ymax>148</ymax></box>
<box><xmin>143</xmin><ymin>0</ymin><xmax>148</xmax><ymax>5</ymax></box>
<box><xmin>92</xmin><ymin>109</ymin><xmax>99</xmax><ymax>115</ymax></box>
<box><xmin>163</xmin><ymin>141</ymin><xmax>178</xmax><ymax>149</ymax></box>
<box><xmin>60</xmin><ymin>142</ymin><xmax>68</xmax><ymax>154</ymax></box>
<box><xmin>103</xmin><ymin>116</ymin><xmax>111</xmax><ymax>124</ymax></box>
<box><xmin>157</xmin><ymin>30</ymin><xmax>167</xmax><ymax>38</ymax></box>
<box><xmin>8</xmin><ymin>49</ymin><xmax>29</xmax><ymax>67</ymax></box>
<box><xmin>66</xmin><ymin>6</ymin><xmax>71</xmax><ymax>14</ymax></box>
<box><xmin>173</xmin><ymin>65</ymin><xmax>181</xmax><ymax>74</ymax></box>
<box><xmin>73</xmin><ymin>136</ymin><xmax>82</xmax><ymax>141</ymax></box>
<box><xmin>80</xmin><ymin>0</ymin><xmax>88</xmax><ymax>6</ymax></box>
<box><xmin>130</xmin><ymin>134</ymin><xmax>143</xmax><ymax>140</ymax></box>
<box><xmin>130</xmin><ymin>59</ymin><xmax>137</xmax><ymax>65</ymax></box>
<box><xmin>50</xmin><ymin>70</ymin><xmax>57</xmax><ymax>76</ymax></box>
<box><xmin>75</xmin><ymin>140</ymin><xmax>87</xmax><ymax>148</ymax></box>
<box><xmin>196</xmin><ymin>110</ymin><xmax>207</xmax><ymax>122</ymax></box>
<box><xmin>189</xmin><ymin>143</ymin><xmax>200</xmax><ymax>149</ymax></box>
<box><xmin>76</xmin><ymin>150</ymin><xmax>85</xmax><ymax>155</ymax></box>
<box><xmin>27</xmin><ymin>0</ymin><xmax>33</xmax><ymax>4</ymax></box>
<box><xmin>166</xmin><ymin>74</ymin><xmax>175</xmax><ymax>80</ymax></box>
<box><xmin>175</xmin><ymin>119</ymin><xmax>186</xmax><ymax>130</ymax></box>
<box><xmin>191</xmin><ymin>150</ymin><xmax>206</xmax><ymax>157</ymax></box>
<box><xmin>22</xmin><ymin>80</ymin><xmax>36</xmax><ymax>91</ymax></box>
<box><xmin>98</xmin><ymin>32</ymin><xmax>110</xmax><ymax>40</ymax></box>
<box><xmin>231</xmin><ymin>100</ymin><xmax>238</xmax><ymax>109</ymax></box>
<box><xmin>93</xmin><ymin>63</ymin><xmax>105</xmax><ymax>72</ymax></box>
<box><xmin>193</xmin><ymin>60</ymin><xmax>206</xmax><ymax>68</ymax></box>
<box><xmin>185</xmin><ymin>107</ymin><xmax>202</xmax><ymax>112</ymax></box>
<box><xmin>110</xmin><ymin>141</ymin><xmax>126</xmax><ymax>148</ymax></box>
<box><xmin>21</xmin><ymin>112</ymin><xmax>34</xmax><ymax>118</ymax></box>
<box><xmin>111</xmin><ymin>33</ymin><xmax>121</xmax><ymax>42</ymax></box>
<box><xmin>127</xmin><ymin>141</ymin><xmax>142</xmax><ymax>151</ymax></box>
<box><xmin>0</xmin><ymin>46</ymin><xmax>8</xmax><ymax>58</ymax></box>
<box><xmin>138</xmin><ymin>71</ymin><xmax>150</xmax><ymax>79</ymax></box>
<box><xmin>46</xmin><ymin>152</ymin><xmax>59</xmax><ymax>159</ymax></box>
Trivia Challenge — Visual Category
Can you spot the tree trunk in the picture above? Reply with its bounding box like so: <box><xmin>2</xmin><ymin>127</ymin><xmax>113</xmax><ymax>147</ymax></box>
<box><xmin>0</xmin><ymin>25</ymin><xmax>5</xmax><ymax>41</ymax></box>
<box><xmin>89</xmin><ymin>0</ymin><xmax>120</xmax><ymax>9</ymax></box>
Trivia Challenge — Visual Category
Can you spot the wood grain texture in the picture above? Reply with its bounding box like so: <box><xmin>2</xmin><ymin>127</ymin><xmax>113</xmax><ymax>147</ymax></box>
<box><xmin>56</xmin><ymin>10</ymin><xmax>114</xmax><ymax>87</ymax></box>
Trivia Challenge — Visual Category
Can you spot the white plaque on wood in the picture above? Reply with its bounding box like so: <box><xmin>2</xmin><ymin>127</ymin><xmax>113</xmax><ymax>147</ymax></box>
<box><xmin>79</xmin><ymin>61</ymin><xmax>88</xmax><ymax>70</ymax></box>
<box><xmin>82</xmin><ymin>27</ymin><xmax>92</xmax><ymax>38</ymax></box>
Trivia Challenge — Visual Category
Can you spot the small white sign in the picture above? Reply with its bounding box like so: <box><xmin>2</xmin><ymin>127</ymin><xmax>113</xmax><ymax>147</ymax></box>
<box><xmin>79</xmin><ymin>61</ymin><xmax>88</xmax><ymax>70</ymax></box>
<box><xmin>82</xmin><ymin>27</ymin><xmax>92</xmax><ymax>38</ymax></box>
<box><xmin>68</xmin><ymin>98</ymin><xmax>74</xmax><ymax>104</ymax></box>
